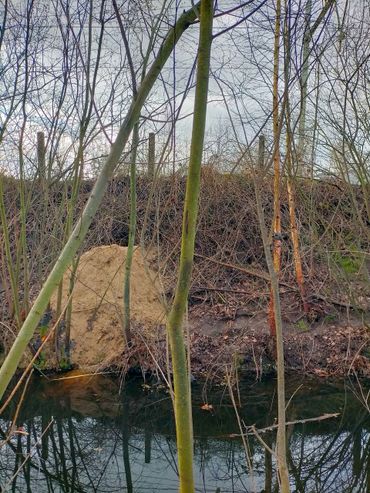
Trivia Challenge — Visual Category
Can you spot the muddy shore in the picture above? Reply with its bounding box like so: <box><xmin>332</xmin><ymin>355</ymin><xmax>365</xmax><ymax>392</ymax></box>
<box><xmin>114</xmin><ymin>308</ymin><xmax>370</xmax><ymax>383</ymax></box>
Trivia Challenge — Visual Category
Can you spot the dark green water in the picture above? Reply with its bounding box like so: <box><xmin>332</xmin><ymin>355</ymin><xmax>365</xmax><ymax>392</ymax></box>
<box><xmin>0</xmin><ymin>374</ymin><xmax>369</xmax><ymax>492</ymax></box>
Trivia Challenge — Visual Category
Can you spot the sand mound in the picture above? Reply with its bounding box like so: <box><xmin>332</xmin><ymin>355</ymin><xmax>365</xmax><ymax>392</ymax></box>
<box><xmin>51</xmin><ymin>245</ymin><xmax>166</xmax><ymax>370</ymax></box>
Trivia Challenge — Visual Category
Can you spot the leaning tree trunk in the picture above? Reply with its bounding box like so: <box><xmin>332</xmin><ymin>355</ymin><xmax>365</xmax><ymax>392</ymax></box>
<box><xmin>0</xmin><ymin>2</ymin><xmax>201</xmax><ymax>401</ymax></box>
<box><xmin>166</xmin><ymin>1</ymin><xmax>213</xmax><ymax>491</ymax></box>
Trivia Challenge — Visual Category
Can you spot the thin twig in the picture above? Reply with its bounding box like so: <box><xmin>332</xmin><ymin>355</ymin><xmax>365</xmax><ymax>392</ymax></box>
<box><xmin>3</xmin><ymin>419</ymin><xmax>54</xmax><ymax>488</ymax></box>
<box><xmin>225</xmin><ymin>412</ymin><xmax>340</xmax><ymax>438</ymax></box>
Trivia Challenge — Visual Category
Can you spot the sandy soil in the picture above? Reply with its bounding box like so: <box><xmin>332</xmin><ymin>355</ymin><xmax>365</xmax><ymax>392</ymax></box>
<box><xmin>50</xmin><ymin>245</ymin><xmax>166</xmax><ymax>371</ymax></box>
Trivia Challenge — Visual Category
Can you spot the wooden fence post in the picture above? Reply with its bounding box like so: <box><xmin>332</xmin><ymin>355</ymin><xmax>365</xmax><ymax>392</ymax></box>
<box><xmin>258</xmin><ymin>134</ymin><xmax>265</xmax><ymax>169</ymax></box>
<box><xmin>37</xmin><ymin>131</ymin><xmax>46</xmax><ymax>180</ymax></box>
<box><xmin>148</xmin><ymin>132</ymin><xmax>155</xmax><ymax>178</ymax></box>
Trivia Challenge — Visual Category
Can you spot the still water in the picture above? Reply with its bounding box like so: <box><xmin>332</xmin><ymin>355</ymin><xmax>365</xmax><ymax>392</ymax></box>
<box><xmin>0</xmin><ymin>374</ymin><xmax>369</xmax><ymax>492</ymax></box>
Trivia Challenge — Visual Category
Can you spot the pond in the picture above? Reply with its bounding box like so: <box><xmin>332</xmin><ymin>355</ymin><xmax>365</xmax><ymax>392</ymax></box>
<box><xmin>0</xmin><ymin>373</ymin><xmax>369</xmax><ymax>492</ymax></box>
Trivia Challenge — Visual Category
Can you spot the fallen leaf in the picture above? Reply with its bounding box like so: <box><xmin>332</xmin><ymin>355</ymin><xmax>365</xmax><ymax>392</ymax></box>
<box><xmin>201</xmin><ymin>403</ymin><xmax>213</xmax><ymax>411</ymax></box>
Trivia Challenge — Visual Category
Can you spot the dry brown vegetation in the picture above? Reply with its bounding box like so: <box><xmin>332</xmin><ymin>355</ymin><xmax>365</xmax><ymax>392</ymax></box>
<box><xmin>1</xmin><ymin>169</ymin><xmax>369</xmax><ymax>378</ymax></box>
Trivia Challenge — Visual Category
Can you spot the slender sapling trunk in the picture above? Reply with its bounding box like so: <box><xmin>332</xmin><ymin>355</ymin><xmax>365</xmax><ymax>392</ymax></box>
<box><xmin>166</xmin><ymin>2</ymin><xmax>213</xmax><ymax>491</ymax></box>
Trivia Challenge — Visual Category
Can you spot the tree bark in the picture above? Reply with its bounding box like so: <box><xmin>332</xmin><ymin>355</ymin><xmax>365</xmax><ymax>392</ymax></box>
<box><xmin>254</xmin><ymin>178</ymin><xmax>291</xmax><ymax>493</ymax></box>
<box><xmin>166</xmin><ymin>1</ymin><xmax>213</xmax><ymax>491</ymax></box>
<box><xmin>123</xmin><ymin>122</ymin><xmax>139</xmax><ymax>343</ymax></box>
<box><xmin>269</xmin><ymin>0</ymin><xmax>282</xmax><ymax>337</ymax></box>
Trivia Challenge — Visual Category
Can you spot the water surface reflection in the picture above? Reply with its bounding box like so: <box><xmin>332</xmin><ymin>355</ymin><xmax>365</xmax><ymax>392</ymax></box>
<box><xmin>0</xmin><ymin>375</ymin><xmax>369</xmax><ymax>492</ymax></box>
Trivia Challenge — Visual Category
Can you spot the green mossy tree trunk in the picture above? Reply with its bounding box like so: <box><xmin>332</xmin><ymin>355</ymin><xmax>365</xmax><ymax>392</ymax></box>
<box><xmin>123</xmin><ymin>122</ymin><xmax>139</xmax><ymax>343</ymax></box>
<box><xmin>166</xmin><ymin>1</ymin><xmax>213</xmax><ymax>492</ymax></box>
<box><xmin>112</xmin><ymin>0</ymin><xmax>140</xmax><ymax>344</ymax></box>
<box><xmin>0</xmin><ymin>2</ymin><xmax>201</xmax><ymax>401</ymax></box>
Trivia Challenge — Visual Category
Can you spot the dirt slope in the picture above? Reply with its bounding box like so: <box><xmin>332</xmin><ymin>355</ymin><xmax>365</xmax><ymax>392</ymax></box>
<box><xmin>51</xmin><ymin>245</ymin><xmax>166</xmax><ymax>370</ymax></box>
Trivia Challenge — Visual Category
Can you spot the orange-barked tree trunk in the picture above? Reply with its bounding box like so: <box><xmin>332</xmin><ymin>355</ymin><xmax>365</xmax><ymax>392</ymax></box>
<box><xmin>269</xmin><ymin>0</ymin><xmax>282</xmax><ymax>337</ymax></box>
<box><xmin>284</xmin><ymin>1</ymin><xmax>309</xmax><ymax>316</ymax></box>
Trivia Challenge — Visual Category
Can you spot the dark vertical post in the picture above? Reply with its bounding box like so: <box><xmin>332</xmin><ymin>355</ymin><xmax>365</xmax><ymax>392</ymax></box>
<box><xmin>37</xmin><ymin>131</ymin><xmax>46</xmax><ymax>181</ymax></box>
<box><xmin>258</xmin><ymin>134</ymin><xmax>265</xmax><ymax>169</ymax></box>
<box><xmin>148</xmin><ymin>132</ymin><xmax>155</xmax><ymax>178</ymax></box>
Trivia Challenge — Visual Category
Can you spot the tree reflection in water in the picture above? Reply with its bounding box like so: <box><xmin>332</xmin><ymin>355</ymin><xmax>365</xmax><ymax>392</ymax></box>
<box><xmin>0</xmin><ymin>376</ymin><xmax>369</xmax><ymax>492</ymax></box>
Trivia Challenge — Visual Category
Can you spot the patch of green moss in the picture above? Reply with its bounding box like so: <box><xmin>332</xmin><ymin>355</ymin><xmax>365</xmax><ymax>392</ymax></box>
<box><xmin>296</xmin><ymin>319</ymin><xmax>310</xmax><ymax>332</ymax></box>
